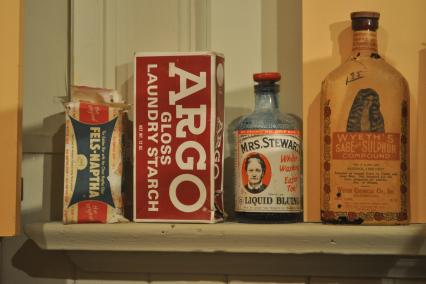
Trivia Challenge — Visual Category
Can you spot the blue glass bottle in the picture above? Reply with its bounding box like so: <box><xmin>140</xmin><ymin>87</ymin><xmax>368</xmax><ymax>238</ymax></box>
<box><xmin>234</xmin><ymin>72</ymin><xmax>302</xmax><ymax>223</ymax></box>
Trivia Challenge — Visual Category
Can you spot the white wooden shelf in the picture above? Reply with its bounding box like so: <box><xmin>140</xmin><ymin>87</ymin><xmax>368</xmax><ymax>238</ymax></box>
<box><xmin>25</xmin><ymin>222</ymin><xmax>426</xmax><ymax>256</ymax></box>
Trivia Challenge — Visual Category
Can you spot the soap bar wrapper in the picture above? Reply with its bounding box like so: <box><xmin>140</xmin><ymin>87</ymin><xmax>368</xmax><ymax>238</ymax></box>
<box><xmin>63</xmin><ymin>101</ymin><xmax>128</xmax><ymax>224</ymax></box>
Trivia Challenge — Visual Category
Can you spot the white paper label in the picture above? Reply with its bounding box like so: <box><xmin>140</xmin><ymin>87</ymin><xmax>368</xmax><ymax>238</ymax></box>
<box><xmin>235</xmin><ymin>129</ymin><xmax>302</xmax><ymax>213</ymax></box>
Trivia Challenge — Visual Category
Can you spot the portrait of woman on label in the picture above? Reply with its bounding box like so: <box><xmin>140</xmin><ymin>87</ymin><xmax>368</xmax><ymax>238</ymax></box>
<box><xmin>242</xmin><ymin>153</ymin><xmax>271</xmax><ymax>194</ymax></box>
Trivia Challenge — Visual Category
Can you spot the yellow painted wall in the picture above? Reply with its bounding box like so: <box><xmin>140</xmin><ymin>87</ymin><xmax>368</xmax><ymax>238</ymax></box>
<box><xmin>303</xmin><ymin>0</ymin><xmax>426</xmax><ymax>222</ymax></box>
<box><xmin>0</xmin><ymin>0</ymin><xmax>23</xmax><ymax>236</ymax></box>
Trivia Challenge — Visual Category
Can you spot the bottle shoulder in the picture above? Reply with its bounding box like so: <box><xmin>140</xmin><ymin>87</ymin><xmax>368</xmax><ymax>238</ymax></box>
<box><xmin>324</xmin><ymin>56</ymin><xmax>406</xmax><ymax>84</ymax></box>
<box><xmin>235</xmin><ymin>110</ymin><xmax>301</xmax><ymax>131</ymax></box>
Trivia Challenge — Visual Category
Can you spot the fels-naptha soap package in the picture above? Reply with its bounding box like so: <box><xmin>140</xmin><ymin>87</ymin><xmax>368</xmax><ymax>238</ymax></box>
<box><xmin>63</xmin><ymin>86</ymin><xmax>129</xmax><ymax>224</ymax></box>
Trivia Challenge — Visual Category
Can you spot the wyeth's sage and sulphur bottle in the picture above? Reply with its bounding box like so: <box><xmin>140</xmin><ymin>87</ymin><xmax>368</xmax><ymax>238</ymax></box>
<box><xmin>234</xmin><ymin>72</ymin><xmax>302</xmax><ymax>223</ymax></box>
<box><xmin>321</xmin><ymin>12</ymin><xmax>409</xmax><ymax>225</ymax></box>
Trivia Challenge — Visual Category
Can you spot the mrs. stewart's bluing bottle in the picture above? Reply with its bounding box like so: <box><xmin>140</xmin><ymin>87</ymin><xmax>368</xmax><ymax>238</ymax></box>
<box><xmin>234</xmin><ymin>72</ymin><xmax>302</xmax><ymax>223</ymax></box>
<box><xmin>321</xmin><ymin>12</ymin><xmax>409</xmax><ymax>224</ymax></box>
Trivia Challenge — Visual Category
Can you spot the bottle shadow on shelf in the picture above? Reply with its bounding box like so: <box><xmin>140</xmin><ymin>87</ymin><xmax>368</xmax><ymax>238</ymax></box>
<box><xmin>304</xmin><ymin>20</ymin><xmax>360</xmax><ymax>222</ymax></box>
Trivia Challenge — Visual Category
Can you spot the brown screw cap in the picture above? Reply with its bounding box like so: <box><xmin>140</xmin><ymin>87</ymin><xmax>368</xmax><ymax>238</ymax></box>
<box><xmin>351</xmin><ymin>11</ymin><xmax>380</xmax><ymax>20</ymax></box>
<box><xmin>351</xmin><ymin>11</ymin><xmax>380</xmax><ymax>31</ymax></box>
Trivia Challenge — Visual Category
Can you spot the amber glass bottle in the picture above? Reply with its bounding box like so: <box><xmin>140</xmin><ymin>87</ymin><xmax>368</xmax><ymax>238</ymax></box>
<box><xmin>321</xmin><ymin>12</ymin><xmax>409</xmax><ymax>225</ymax></box>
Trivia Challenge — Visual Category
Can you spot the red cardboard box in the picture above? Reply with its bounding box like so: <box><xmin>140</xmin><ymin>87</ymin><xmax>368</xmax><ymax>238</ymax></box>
<box><xmin>134</xmin><ymin>52</ymin><xmax>225</xmax><ymax>223</ymax></box>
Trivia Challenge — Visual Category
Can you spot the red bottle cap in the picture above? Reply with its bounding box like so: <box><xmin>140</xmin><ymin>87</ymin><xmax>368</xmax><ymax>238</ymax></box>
<box><xmin>253</xmin><ymin>72</ymin><xmax>281</xmax><ymax>82</ymax></box>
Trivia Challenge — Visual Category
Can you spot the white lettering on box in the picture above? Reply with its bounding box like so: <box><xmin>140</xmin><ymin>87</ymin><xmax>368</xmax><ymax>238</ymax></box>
<box><xmin>168</xmin><ymin>63</ymin><xmax>206</xmax><ymax>105</ymax></box>
<box><xmin>176</xmin><ymin>141</ymin><xmax>207</xmax><ymax>170</ymax></box>
<box><xmin>176</xmin><ymin>105</ymin><xmax>207</xmax><ymax>138</ymax></box>
<box><xmin>169</xmin><ymin>174</ymin><xmax>207</xmax><ymax>213</ymax></box>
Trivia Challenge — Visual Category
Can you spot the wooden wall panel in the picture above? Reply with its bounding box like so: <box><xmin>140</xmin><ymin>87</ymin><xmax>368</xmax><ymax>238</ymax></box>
<box><xmin>0</xmin><ymin>0</ymin><xmax>23</xmax><ymax>236</ymax></box>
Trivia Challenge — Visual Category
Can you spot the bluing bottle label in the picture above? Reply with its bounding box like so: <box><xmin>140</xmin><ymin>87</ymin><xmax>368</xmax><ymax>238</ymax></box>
<box><xmin>235</xmin><ymin>129</ymin><xmax>302</xmax><ymax>213</ymax></box>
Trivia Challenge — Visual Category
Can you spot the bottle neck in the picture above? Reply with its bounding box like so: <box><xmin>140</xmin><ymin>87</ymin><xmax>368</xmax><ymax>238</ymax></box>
<box><xmin>254</xmin><ymin>91</ymin><xmax>279</xmax><ymax>112</ymax></box>
<box><xmin>352</xmin><ymin>30</ymin><xmax>379</xmax><ymax>55</ymax></box>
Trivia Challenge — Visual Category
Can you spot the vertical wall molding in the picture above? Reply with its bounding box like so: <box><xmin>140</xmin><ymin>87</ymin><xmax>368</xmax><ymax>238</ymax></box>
<box><xmin>178</xmin><ymin>0</ymin><xmax>192</xmax><ymax>51</ymax></box>
<box><xmin>261</xmin><ymin>1</ymin><xmax>278</xmax><ymax>72</ymax></box>
<box><xmin>178</xmin><ymin>0</ymin><xmax>210</xmax><ymax>52</ymax></box>
<box><xmin>73</xmin><ymin>0</ymin><xmax>210</xmax><ymax>90</ymax></box>
<box><xmin>194</xmin><ymin>0</ymin><xmax>211</xmax><ymax>51</ymax></box>
<box><xmin>103</xmin><ymin>0</ymin><xmax>117</xmax><ymax>89</ymax></box>
<box><xmin>71</xmin><ymin>0</ymin><xmax>105</xmax><ymax>87</ymax></box>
